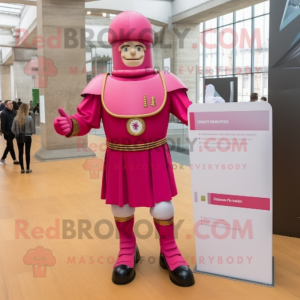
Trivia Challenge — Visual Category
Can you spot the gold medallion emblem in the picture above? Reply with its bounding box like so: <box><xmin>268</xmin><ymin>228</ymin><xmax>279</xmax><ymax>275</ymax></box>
<box><xmin>126</xmin><ymin>118</ymin><xmax>146</xmax><ymax>136</ymax></box>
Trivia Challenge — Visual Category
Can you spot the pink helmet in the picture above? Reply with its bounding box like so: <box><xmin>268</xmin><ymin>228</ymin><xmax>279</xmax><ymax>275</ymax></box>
<box><xmin>108</xmin><ymin>11</ymin><xmax>155</xmax><ymax>77</ymax></box>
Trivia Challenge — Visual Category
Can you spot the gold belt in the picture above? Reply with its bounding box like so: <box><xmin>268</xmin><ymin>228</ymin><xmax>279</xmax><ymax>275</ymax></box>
<box><xmin>106</xmin><ymin>137</ymin><xmax>167</xmax><ymax>151</ymax></box>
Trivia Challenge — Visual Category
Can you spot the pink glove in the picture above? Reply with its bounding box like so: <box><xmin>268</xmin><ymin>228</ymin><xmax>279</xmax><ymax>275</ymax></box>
<box><xmin>53</xmin><ymin>108</ymin><xmax>73</xmax><ymax>136</ymax></box>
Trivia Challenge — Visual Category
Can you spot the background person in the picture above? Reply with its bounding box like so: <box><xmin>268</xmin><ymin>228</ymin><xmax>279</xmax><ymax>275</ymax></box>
<box><xmin>0</xmin><ymin>101</ymin><xmax>5</xmax><ymax>111</ymax></box>
<box><xmin>33</xmin><ymin>103</ymin><xmax>39</xmax><ymax>114</ymax></box>
<box><xmin>11</xmin><ymin>103</ymin><xmax>34</xmax><ymax>173</ymax></box>
<box><xmin>12</xmin><ymin>101</ymin><xmax>19</xmax><ymax>111</ymax></box>
<box><xmin>250</xmin><ymin>93</ymin><xmax>258</xmax><ymax>102</ymax></box>
<box><xmin>261</xmin><ymin>96</ymin><xmax>267</xmax><ymax>101</ymax></box>
<box><xmin>29</xmin><ymin>101</ymin><xmax>34</xmax><ymax>111</ymax></box>
<box><xmin>0</xmin><ymin>100</ymin><xmax>19</xmax><ymax>165</ymax></box>
<box><xmin>17</xmin><ymin>98</ymin><xmax>22</xmax><ymax>108</ymax></box>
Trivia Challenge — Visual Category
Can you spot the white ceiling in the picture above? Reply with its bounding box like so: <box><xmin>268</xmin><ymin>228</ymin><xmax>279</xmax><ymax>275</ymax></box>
<box><xmin>0</xmin><ymin>3</ymin><xmax>24</xmax><ymax>15</ymax></box>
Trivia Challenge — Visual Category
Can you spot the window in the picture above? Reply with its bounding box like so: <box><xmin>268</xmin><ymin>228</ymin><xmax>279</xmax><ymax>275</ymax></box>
<box><xmin>254</xmin><ymin>73</ymin><xmax>268</xmax><ymax>98</ymax></box>
<box><xmin>205</xmin><ymin>18</ymin><xmax>217</xmax><ymax>30</ymax></box>
<box><xmin>218</xmin><ymin>25</ymin><xmax>234</xmax><ymax>76</ymax></box>
<box><xmin>253</xmin><ymin>15</ymin><xmax>269</xmax><ymax>73</ymax></box>
<box><xmin>219</xmin><ymin>13</ymin><xmax>233</xmax><ymax>26</ymax></box>
<box><xmin>235</xmin><ymin>20</ymin><xmax>252</xmax><ymax>74</ymax></box>
<box><xmin>236</xmin><ymin>6</ymin><xmax>252</xmax><ymax>22</ymax></box>
<box><xmin>254</xmin><ymin>1</ymin><xmax>269</xmax><ymax>17</ymax></box>
<box><xmin>204</xmin><ymin>29</ymin><xmax>217</xmax><ymax>77</ymax></box>
<box><xmin>242</xmin><ymin>74</ymin><xmax>249</xmax><ymax>89</ymax></box>
<box><xmin>263</xmin><ymin>73</ymin><xmax>268</xmax><ymax>97</ymax></box>
<box><xmin>263</xmin><ymin>73</ymin><xmax>268</xmax><ymax>87</ymax></box>
<box><xmin>199</xmin><ymin>1</ymin><xmax>269</xmax><ymax>102</ymax></box>
<box><xmin>238</xmin><ymin>74</ymin><xmax>251</xmax><ymax>102</ymax></box>
<box><xmin>199</xmin><ymin>23</ymin><xmax>203</xmax><ymax>32</ymax></box>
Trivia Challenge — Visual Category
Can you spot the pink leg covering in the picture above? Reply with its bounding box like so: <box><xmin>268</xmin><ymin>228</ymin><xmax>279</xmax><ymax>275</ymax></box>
<box><xmin>113</xmin><ymin>215</ymin><xmax>136</xmax><ymax>268</ymax></box>
<box><xmin>154</xmin><ymin>217</ymin><xmax>189</xmax><ymax>271</ymax></box>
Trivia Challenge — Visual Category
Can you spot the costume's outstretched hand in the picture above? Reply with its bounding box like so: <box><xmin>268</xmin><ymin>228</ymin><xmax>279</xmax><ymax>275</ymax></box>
<box><xmin>53</xmin><ymin>108</ymin><xmax>72</xmax><ymax>136</ymax></box>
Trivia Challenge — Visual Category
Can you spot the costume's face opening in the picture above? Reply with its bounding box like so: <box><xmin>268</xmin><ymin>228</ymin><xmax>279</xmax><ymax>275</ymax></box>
<box><xmin>119</xmin><ymin>41</ymin><xmax>146</xmax><ymax>67</ymax></box>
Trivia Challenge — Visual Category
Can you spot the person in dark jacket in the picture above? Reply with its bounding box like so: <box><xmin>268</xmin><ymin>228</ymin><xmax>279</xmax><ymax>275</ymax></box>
<box><xmin>12</xmin><ymin>101</ymin><xmax>19</xmax><ymax>111</ymax></box>
<box><xmin>0</xmin><ymin>100</ymin><xmax>19</xmax><ymax>165</ymax></box>
<box><xmin>33</xmin><ymin>103</ymin><xmax>39</xmax><ymax>114</ymax></box>
<box><xmin>0</xmin><ymin>101</ymin><xmax>5</xmax><ymax>111</ymax></box>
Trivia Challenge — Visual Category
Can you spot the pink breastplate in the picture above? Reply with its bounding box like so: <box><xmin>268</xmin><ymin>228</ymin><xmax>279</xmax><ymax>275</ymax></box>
<box><xmin>102</xmin><ymin>72</ymin><xmax>166</xmax><ymax>118</ymax></box>
<box><xmin>101</xmin><ymin>73</ymin><xmax>171</xmax><ymax>147</ymax></box>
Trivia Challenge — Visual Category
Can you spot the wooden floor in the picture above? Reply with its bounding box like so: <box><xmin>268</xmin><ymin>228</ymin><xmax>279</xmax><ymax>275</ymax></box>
<box><xmin>0</xmin><ymin>134</ymin><xmax>300</xmax><ymax>300</ymax></box>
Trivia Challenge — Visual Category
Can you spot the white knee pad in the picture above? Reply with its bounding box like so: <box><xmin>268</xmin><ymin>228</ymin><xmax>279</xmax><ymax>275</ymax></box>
<box><xmin>111</xmin><ymin>204</ymin><xmax>135</xmax><ymax>218</ymax></box>
<box><xmin>150</xmin><ymin>201</ymin><xmax>174</xmax><ymax>220</ymax></box>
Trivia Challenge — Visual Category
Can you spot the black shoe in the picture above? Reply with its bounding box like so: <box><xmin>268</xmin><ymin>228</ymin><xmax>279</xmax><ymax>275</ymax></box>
<box><xmin>159</xmin><ymin>253</ymin><xmax>195</xmax><ymax>287</ymax></box>
<box><xmin>112</xmin><ymin>246</ymin><xmax>140</xmax><ymax>285</ymax></box>
<box><xmin>26</xmin><ymin>169</ymin><xmax>32</xmax><ymax>173</ymax></box>
<box><xmin>13</xmin><ymin>161</ymin><xmax>20</xmax><ymax>165</ymax></box>
<box><xmin>21</xmin><ymin>170</ymin><xmax>25</xmax><ymax>174</ymax></box>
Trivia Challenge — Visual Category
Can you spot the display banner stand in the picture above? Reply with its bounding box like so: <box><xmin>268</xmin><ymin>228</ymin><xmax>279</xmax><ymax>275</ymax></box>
<box><xmin>188</xmin><ymin>102</ymin><xmax>274</xmax><ymax>286</ymax></box>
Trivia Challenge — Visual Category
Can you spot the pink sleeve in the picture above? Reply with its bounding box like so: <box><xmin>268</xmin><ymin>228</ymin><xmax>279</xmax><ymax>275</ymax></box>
<box><xmin>169</xmin><ymin>89</ymin><xmax>192</xmax><ymax>126</ymax></box>
<box><xmin>70</xmin><ymin>94</ymin><xmax>102</xmax><ymax>136</ymax></box>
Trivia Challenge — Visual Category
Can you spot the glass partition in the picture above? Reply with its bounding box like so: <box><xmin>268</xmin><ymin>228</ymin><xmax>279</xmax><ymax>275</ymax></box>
<box><xmin>199</xmin><ymin>0</ymin><xmax>270</xmax><ymax>103</ymax></box>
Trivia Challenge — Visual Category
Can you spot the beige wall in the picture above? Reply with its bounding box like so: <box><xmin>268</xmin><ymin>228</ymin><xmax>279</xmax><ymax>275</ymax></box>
<box><xmin>0</xmin><ymin>66</ymin><xmax>11</xmax><ymax>101</ymax></box>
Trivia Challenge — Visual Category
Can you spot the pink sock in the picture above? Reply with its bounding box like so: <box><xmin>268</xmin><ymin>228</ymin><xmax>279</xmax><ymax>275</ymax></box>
<box><xmin>114</xmin><ymin>215</ymin><xmax>136</xmax><ymax>268</ymax></box>
<box><xmin>154</xmin><ymin>217</ymin><xmax>189</xmax><ymax>271</ymax></box>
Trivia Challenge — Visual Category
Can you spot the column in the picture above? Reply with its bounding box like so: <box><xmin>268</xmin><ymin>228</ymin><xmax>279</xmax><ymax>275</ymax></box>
<box><xmin>0</xmin><ymin>66</ymin><xmax>11</xmax><ymax>100</ymax></box>
<box><xmin>161</xmin><ymin>26</ymin><xmax>174</xmax><ymax>74</ymax></box>
<box><xmin>172</xmin><ymin>23</ymin><xmax>200</xmax><ymax>103</ymax></box>
<box><xmin>153</xmin><ymin>28</ymin><xmax>163</xmax><ymax>71</ymax></box>
<box><xmin>13</xmin><ymin>48</ymin><xmax>37</xmax><ymax>103</ymax></box>
<box><xmin>35</xmin><ymin>0</ymin><xmax>94</xmax><ymax>161</ymax></box>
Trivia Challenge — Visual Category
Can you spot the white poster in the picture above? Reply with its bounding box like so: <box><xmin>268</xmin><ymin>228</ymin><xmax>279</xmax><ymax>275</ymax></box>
<box><xmin>188</xmin><ymin>102</ymin><xmax>273</xmax><ymax>286</ymax></box>
<box><xmin>39</xmin><ymin>95</ymin><xmax>45</xmax><ymax>124</ymax></box>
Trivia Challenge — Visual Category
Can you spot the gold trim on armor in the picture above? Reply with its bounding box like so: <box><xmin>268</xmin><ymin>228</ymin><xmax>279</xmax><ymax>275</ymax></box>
<box><xmin>106</xmin><ymin>137</ymin><xmax>167</xmax><ymax>152</ymax></box>
<box><xmin>114</xmin><ymin>215</ymin><xmax>134</xmax><ymax>223</ymax></box>
<box><xmin>126</xmin><ymin>118</ymin><xmax>146</xmax><ymax>136</ymax></box>
<box><xmin>66</xmin><ymin>118</ymin><xmax>80</xmax><ymax>138</ymax></box>
<box><xmin>101</xmin><ymin>71</ymin><xmax>167</xmax><ymax>119</ymax></box>
<box><xmin>153</xmin><ymin>217</ymin><xmax>174</xmax><ymax>226</ymax></box>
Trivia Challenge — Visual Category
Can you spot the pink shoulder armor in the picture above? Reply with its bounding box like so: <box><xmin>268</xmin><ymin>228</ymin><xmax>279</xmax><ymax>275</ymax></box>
<box><xmin>81</xmin><ymin>73</ymin><xmax>106</xmax><ymax>96</ymax></box>
<box><xmin>81</xmin><ymin>72</ymin><xmax>187</xmax><ymax>97</ymax></box>
<box><xmin>161</xmin><ymin>72</ymin><xmax>188</xmax><ymax>92</ymax></box>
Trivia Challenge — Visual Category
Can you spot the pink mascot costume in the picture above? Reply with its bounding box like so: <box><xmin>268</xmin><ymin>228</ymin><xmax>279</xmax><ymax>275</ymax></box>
<box><xmin>54</xmin><ymin>11</ymin><xmax>195</xmax><ymax>287</ymax></box>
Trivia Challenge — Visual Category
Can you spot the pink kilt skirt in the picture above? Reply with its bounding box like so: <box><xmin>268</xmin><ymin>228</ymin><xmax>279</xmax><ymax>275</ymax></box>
<box><xmin>101</xmin><ymin>143</ymin><xmax>177</xmax><ymax>207</ymax></box>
